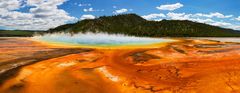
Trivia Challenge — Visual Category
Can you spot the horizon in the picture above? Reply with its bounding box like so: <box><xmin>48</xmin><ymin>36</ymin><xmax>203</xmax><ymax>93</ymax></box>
<box><xmin>2</xmin><ymin>14</ymin><xmax>240</xmax><ymax>31</ymax></box>
<box><xmin>0</xmin><ymin>0</ymin><xmax>240</xmax><ymax>30</ymax></box>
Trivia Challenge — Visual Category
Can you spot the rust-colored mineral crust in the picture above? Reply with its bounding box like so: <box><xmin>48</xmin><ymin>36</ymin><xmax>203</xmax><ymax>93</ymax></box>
<box><xmin>0</xmin><ymin>38</ymin><xmax>240</xmax><ymax>93</ymax></box>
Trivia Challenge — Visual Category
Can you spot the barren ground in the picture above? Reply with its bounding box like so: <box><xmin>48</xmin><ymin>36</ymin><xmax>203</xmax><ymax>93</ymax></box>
<box><xmin>0</xmin><ymin>38</ymin><xmax>240</xmax><ymax>93</ymax></box>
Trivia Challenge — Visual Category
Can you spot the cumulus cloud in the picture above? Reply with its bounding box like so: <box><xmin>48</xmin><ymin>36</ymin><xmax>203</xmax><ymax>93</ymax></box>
<box><xmin>166</xmin><ymin>12</ymin><xmax>233</xmax><ymax>20</ymax></box>
<box><xmin>141</xmin><ymin>13</ymin><xmax>166</xmax><ymax>20</ymax></box>
<box><xmin>0</xmin><ymin>0</ymin><xmax>22</xmax><ymax>10</ymax></box>
<box><xmin>236</xmin><ymin>16</ymin><xmax>240</xmax><ymax>21</ymax></box>
<box><xmin>156</xmin><ymin>3</ymin><xmax>183</xmax><ymax>11</ymax></box>
<box><xmin>166</xmin><ymin>12</ymin><xmax>190</xmax><ymax>20</ymax></box>
<box><xmin>80</xmin><ymin>15</ymin><xmax>95</xmax><ymax>20</ymax></box>
<box><xmin>211</xmin><ymin>21</ymin><xmax>232</xmax><ymax>27</ymax></box>
<box><xmin>113</xmin><ymin>8</ymin><xmax>128</xmax><ymax>14</ymax></box>
<box><xmin>191</xmin><ymin>18</ymin><xmax>214</xmax><ymax>23</ymax></box>
<box><xmin>231</xmin><ymin>25</ymin><xmax>240</xmax><ymax>30</ymax></box>
<box><xmin>193</xmin><ymin>12</ymin><xmax>233</xmax><ymax>18</ymax></box>
<box><xmin>165</xmin><ymin>12</ymin><xmax>237</xmax><ymax>29</ymax></box>
<box><xmin>0</xmin><ymin>0</ymin><xmax>76</xmax><ymax>30</ymax></box>
<box><xmin>141</xmin><ymin>12</ymin><xmax>237</xmax><ymax>30</ymax></box>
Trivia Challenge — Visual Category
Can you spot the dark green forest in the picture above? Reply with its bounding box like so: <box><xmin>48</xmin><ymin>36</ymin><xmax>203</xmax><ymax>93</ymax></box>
<box><xmin>49</xmin><ymin>14</ymin><xmax>240</xmax><ymax>37</ymax></box>
<box><xmin>0</xmin><ymin>30</ymin><xmax>36</xmax><ymax>37</ymax></box>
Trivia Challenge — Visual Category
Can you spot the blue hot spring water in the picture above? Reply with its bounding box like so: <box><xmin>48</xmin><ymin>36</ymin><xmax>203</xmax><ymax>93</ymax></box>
<box><xmin>33</xmin><ymin>33</ymin><xmax>175</xmax><ymax>46</ymax></box>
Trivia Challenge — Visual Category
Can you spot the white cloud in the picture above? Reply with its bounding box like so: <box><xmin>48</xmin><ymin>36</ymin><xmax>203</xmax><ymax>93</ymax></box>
<box><xmin>78</xmin><ymin>3</ymin><xmax>91</xmax><ymax>7</ymax></box>
<box><xmin>231</xmin><ymin>25</ymin><xmax>240</xmax><ymax>30</ymax></box>
<box><xmin>83</xmin><ymin>8</ymin><xmax>104</xmax><ymax>12</ymax></box>
<box><xmin>26</xmin><ymin>0</ymin><xmax>42</xmax><ymax>6</ymax></box>
<box><xmin>80</xmin><ymin>15</ymin><xmax>95</xmax><ymax>20</ymax></box>
<box><xmin>166</xmin><ymin>12</ymin><xmax>234</xmax><ymax>24</ymax></box>
<box><xmin>210</xmin><ymin>22</ymin><xmax>232</xmax><ymax>27</ymax></box>
<box><xmin>0</xmin><ymin>0</ymin><xmax>21</xmax><ymax>10</ymax></box>
<box><xmin>142</xmin><ymin>12</ymin><xmax>235</xmax><ymax>29</ymax></box>
<box><xmin>191</xmin><ymin>18</ymin><xmax>214</xmax><ymax>23</ymax></box>
<box><xmin>83</xmin><ymin>8</ymin><xmax>94</xmax><ymax>12</ymax></box>
<box><xmin>0</xmin><ymin>0</ymin><xmax>76</xmax><ymax>30</ymax></box>
<box><xmin>156</xmin><ymin>3</ymin><xmax>183</xmax><ymax>11</ymax></box>
<box><xmin>113</xmin><ymin>8</ymin><xmax>128</xmax><ymax>14</ymax></box>
<box><xmin>194</xmin><ymin>12</ymin><xmax>233</xmax><ymax>18</ymax></box>
<box><xmin>164</xmin><ymin>12</ymin><xmax>237</xmax><ymax>30</ymax></box>
<box><xmin>141</xmin><ymin>13</ymin><xmax>166</xmax><ymax>20</ymax></box>
<box><xmin>167</xmin><ymin>12</ymin><xmax>191</xmax><ymax>20</ymax></box>
<box><xmin>236</xmin><ymin>16</ymin><xmax>240</xmax><ymax>21</ymax></box>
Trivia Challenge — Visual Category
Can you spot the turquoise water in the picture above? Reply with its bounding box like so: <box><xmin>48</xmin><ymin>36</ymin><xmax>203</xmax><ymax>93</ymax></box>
<box><xmin>33</xmin><ymin>33</ymin><xmax>175</xmax><ymax>46</ymax></box>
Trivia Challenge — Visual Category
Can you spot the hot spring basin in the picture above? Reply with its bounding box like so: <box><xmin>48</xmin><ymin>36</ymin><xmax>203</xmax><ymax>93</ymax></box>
<box><xmin>33</xmin><ymin>33</ymin><xmax>176</xmax><ymax>48</ymax></box>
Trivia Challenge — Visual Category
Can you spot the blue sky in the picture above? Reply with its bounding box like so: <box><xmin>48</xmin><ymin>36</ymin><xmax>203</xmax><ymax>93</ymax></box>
<box><xmin>0</xmin><ymin>0</ymin><xmax>240</xmax><ymax>30</ymax></box>
<box><xmin>61</xmin><ymin>0</ymin><xmax>240</xmax><ymax>17</ymax></box>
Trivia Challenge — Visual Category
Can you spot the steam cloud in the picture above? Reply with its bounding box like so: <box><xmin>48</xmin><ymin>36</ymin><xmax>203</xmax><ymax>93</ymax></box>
<box><xmin>33</xmin><ymin>32</ymin><xmax>174</xmax><ymax>46</ymax></box>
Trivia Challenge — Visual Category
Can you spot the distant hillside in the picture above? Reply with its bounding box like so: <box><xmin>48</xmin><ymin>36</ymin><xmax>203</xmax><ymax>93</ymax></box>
<box><xmin>2</xmin><ymin>14</ymin><xmax>239</xmax><ymax>37</ymax></box>
<box><xmin>0</xmin><ymin>30</ymin><xmax>44</xmax><ymax>37</ymax></box>
<box><xmin>1</xmin><ymin>14</ymin><xmax>240</xmax><ymax>37</ymax></box>
<box><xmin>48</xmin><ymin>14</ymin><xmax>240</xmax><ymax>37</ymax></box>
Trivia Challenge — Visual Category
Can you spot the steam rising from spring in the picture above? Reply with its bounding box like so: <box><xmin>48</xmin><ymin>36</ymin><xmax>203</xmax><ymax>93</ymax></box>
<box><xmin>33</xmin><ymin>32</ymin><xmax>174</xmax><ymax>46</ymax></box>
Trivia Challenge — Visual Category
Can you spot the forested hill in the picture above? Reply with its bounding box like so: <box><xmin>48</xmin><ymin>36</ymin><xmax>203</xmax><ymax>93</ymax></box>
<box><xmin>48</xmin><ymin>14</ymin><xmax>240</xmax><ymax>37</ymax></box>
<box><xmin>0</xmin><ymin>30</ymin><xmax>43</xmax><ymax>37</ymax></box>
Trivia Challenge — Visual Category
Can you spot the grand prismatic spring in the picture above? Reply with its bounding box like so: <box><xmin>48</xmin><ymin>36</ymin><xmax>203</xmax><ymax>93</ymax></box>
<box><xmin>0</xmin><ymin>33</ymin><xmax>240</xmax><ymax>93</ymax></box>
